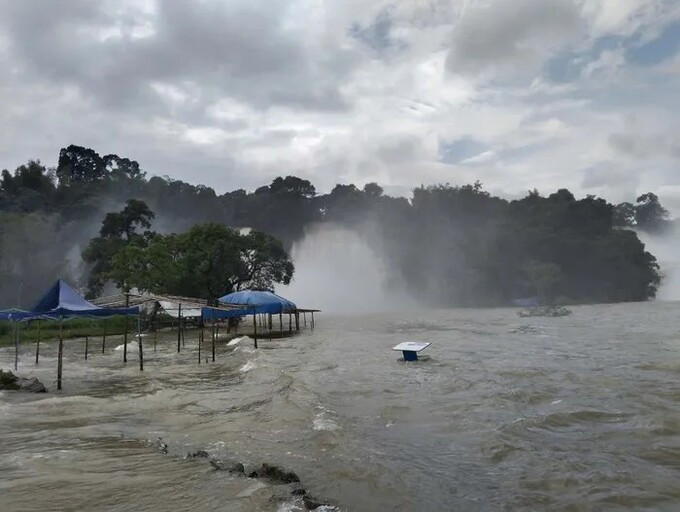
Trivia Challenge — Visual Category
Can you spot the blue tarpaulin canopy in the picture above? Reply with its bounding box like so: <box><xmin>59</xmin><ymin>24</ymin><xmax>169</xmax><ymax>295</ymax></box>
<box><xmin>26</xmin><ymin>279</ymin><xmax>139</xmax><ymax>319</ymax></box>
<box><xmin>0</xmin><ymin>309</ymin><xmax>31</xmax><ymax>321</ymax></box>
<box><xmin>216</xmin><ymin>290</ymin><xmax>297</xmax><ymax>316</ymax></box>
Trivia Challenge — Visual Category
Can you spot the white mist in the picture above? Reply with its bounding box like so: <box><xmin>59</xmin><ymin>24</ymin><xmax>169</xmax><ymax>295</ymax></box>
<box><xmin>277</xmin><ymin>224</ymin><xmax>415</xmax><ymax>314</ymax></box>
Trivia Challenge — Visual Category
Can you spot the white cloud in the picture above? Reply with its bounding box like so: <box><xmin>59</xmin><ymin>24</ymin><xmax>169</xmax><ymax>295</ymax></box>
<box><xmin>0</xmin><ymin>0</ymin><xmax>679</xmax><ymax>210</ymax></box>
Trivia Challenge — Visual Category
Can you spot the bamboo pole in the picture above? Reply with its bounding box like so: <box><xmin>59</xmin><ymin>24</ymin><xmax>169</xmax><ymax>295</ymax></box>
<box><xmin>253</xmin><ymin>310</ymin><xmax>258</xmax><ymax>349</ymax></box>
<box><xmin>181</xmin><ymin>317</ymin><xmax>185</xmax><ymax>347</ymax></box>
<box><xmin>280</xmin><ymin>313</ymin><xmax>283</xmax><ymax>337</ymax></box>
<box><xmin>303</xmin><ymin>312</ymin><xmax>307</xmax><ymax>327</ymax></box>
<box><xmin>311</xmin><ymin>312</ymin><xmax>315</xmax><ymax>331</ymax></box>
<box><xmin>137</xmin><ymin>315</ymin><xmax>144</xmax><ymax>372</ymax></box>
<box><xmin>57</xmin><ymin>318</ymin><xmax>64</xmax><ymax>390</ymax></box>
<box><xmin>198</xmin><ymin>324</ymin><xmax>202</xmax><ymax>364</ymax></box>
<box><xmin>35</xmin><ymin>320</ymin><xmax>41</xmax><ymax>364</ymax></box>
<box><xmin>177</xmin><ymin>303</ymin><xmax>182</xmax><ymax>353</ymax></box>
<box><xmin>153</xmin><ymin>330</ymin><xmax>157</xmax><ymax>352</ymax></box>
<box><xmin>295</xmin><ymin>312</ymin><xmax>299</xmax><ymax>332</ymax></box>
<box><xmin>211</xmin><ymin>314</ymin><xmax>216</xmax><ymax>363</ymax></box>
<box><xmin>288</xmin><ymin>313</ymin><xmax>292</xmax><ymax>334</ymax></box>
<box><xmin>123</xmin><ymin>294</ymin><xmax>129</xmax><ymax>363</ymax></box>
<box><xmin>13</xmin><ymin>322</ymin><xmax>19</xmax><ymax>371</ymax></box>
<box><xmin>102</xmin><ymin>319</ymin><xmax>107</xmax><ymax>354</ymax></box>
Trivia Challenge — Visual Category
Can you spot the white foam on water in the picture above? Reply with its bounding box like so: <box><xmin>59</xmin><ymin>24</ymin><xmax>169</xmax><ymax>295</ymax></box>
<box><xmin>277</xmin><ymin>502</ymin><xmax>304</xmax><ymax>512</ymax></box>
<box><xmin>228</xmin><ymin>336</ymin><xmax>249</xmax><ymax>346</ymax></box>
<box><xmin>114</xmin><ymin>343</ymin><xmax>139</xmax><ymax>353</ymax></box>
<box><xmin>313</xmin><ymin>412</ymin><xmax>339</xmax><ymax>432</ymax></box>
<box><xmin>235</xmin><ymin>480</ymin><xmax>268</xmax><ymax>498</ymax></box>
<box><xmin>239</xmin><ymin>361</ymin><xmax>256</xmax><ymax>373</ymax></box>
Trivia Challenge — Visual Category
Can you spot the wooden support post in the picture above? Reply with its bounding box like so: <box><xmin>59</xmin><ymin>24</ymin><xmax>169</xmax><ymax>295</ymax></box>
<box><xmin>304</xmin><ymin>312</ymin><xmax>307</xmax><ymax>327</ymax></box>
<box><xmin>288</xmin><ymin>313</ymin><xmax>292</xmax><ymax>334</ymax></box>
<box><xmin>211</xmin><ymin>315</ymin><xmax>216</xmax><ymax>362</ymax></box>
<box><xmin>181</xmin><ymin>317</ymin><xmax>185</xmax><ymax>347</ymax></box>
<box><xmin>268</xmin><ymin>313</ymin><xmax>272</xmax><ymax>340</ymax></box>
<box><xmin>85</xmin><ymin>335</ymin><xmax>89</xmax><ymax>360</ymax></box>
<box><xmin>123</xmin><ymin>293</ymin><xmax>129</xmax><ymax>363</ymax></box>
<box><xmin>198</xmin><ymin>325</ymin><xmax>202</xmax><ymax>364</ymax></box>
<box><xmin>102</xmin><ymin>319</ymin><xmax>107</xmax><ymax>354</ymax></box>
<box><xmin>280</xmin><ymin>313</ymin><xmax>283</xmax><ymax>337</ymax></box>
<box><xmin>13</xmin><ymin>322</ymin><xmax>19</xmax><ymax>371</ymax></box>
<box><xmin>177</xmin><ymin>304</ymin><xmax>182</xmax><ymax>353</ymax></box>
<box><xmin>137</xmin><ymin>315</ymin><xmax>144</xmax><ymax>372</ymax></box>
<box><xmin>35</xmin><ymin>320</ymin><xmax>41</xmax><ymax>364</ymax></box>
<box><xmin>253</xmin><ymin>311</ymin><xmax>258</xmax><ymax>349</ymax></box>
<box><xmin>153</xmin><ymin>330</ymin><xmax>157</xmax><ymax>352</ymax></box>
<box><xmin>311</xmin><ymin>312</ymin><xmax>315</xmax><ymax>331</ymax></box>
<box><xmin>57</xmin><ymin>318</ymin><xmax>64</xmax><ymax>391</ymax></box>
<box><xmin>295</xmin><ymin>312</ymin><xmax>299</xmax><ymax>332</ymax></box>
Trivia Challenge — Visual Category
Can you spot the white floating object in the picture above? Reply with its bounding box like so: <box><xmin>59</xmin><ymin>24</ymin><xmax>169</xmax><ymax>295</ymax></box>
<box><xmin>392</xmin><ymin>342</ymin><xmax>431</xmax><ymax>361</ymax></box>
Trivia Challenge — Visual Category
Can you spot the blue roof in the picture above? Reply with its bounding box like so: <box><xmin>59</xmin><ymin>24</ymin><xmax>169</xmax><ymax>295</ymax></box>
<box><xmin>0</xmin><ymin>308</ymin><xmax>31</xmax><ymax>321</ymax></box>
<box><xmin>27</xmin><ymin>279</ymin><xmax>139</xmax><ymax>319</ymax></box>
<box><xmin>218</xmin><ymin>290</ymin><xmax>297</xmax><ymax>315</ymax></box>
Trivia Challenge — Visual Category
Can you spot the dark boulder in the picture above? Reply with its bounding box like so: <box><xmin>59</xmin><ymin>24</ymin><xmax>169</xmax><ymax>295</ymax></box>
<box><xmin>187</xmin><ymin>450</ymin><xmax>210</xmax><ymax>459</ymax></box>
<box><xmin>248</xmin><ymin>463</ymin><xmax>300</xmax><ymax>484</ymax></box>
<box><xmin>0</xmin><ymin>370</ymin><xmax>47</xmax><ymax>392</ymax></box>
<box><xmin>209</xmin><ymin>457</ymin><xmax>245</xmax><ymax>474</ymax></box>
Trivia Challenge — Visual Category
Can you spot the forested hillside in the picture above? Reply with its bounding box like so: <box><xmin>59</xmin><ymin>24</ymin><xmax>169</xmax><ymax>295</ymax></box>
<box><xmin>0</xmin><ymin>145</ymin><xmax>666</xmax><ymax>307</ymax></box>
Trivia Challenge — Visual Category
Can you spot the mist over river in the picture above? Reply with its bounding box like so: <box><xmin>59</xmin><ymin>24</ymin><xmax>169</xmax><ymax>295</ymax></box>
<box><xmin>2</xmin><ymin>302</ymin><xmax>680</xmax><ymax>511</ymax></box>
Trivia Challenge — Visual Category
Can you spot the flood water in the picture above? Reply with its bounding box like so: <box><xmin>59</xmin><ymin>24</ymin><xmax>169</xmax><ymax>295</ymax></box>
<box><xmin>1</xmin><ymin>302</ymin><xmax>680</xmax><ymax>511</ymax></box>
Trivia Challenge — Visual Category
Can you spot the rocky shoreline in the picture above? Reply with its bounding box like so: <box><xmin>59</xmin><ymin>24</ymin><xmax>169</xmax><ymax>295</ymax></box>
<box><xmin>159</xmin><ymin>439</ymin><xmax>335</xmax><ymax>510</ymax></box>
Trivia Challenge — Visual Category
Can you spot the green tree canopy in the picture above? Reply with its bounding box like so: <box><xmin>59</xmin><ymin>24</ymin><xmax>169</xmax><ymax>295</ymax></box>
<box><xmin>112</xmin><ymin>223</ymin><xmax>294</xmax><ymax>300</ymax></box>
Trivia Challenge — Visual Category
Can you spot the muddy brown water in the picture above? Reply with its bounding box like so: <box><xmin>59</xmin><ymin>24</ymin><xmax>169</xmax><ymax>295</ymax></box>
<box><xmin>1</xmin><ymin>302</ymin><xmax>680</xmax><ymax>511</ymax></box>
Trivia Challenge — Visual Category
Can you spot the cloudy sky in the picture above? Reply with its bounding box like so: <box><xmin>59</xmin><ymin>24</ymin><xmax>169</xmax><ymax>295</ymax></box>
<box><xmin>1</xmin><ymin>0</ymin><xmax>679</xmax><ymax>206</ymax></box>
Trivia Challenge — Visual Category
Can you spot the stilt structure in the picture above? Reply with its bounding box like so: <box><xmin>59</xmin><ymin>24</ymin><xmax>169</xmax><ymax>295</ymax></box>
<box><xmin>137</xmin><ymin>315</ymin><xmax>144</xmax><ymax>372</ymax></box>
<box><xmin>35</xmin><ymin>320</ymin><xmax>41</xmax><ymax>364</ymax></box>
<box><xmin>13</xmin><ymin>322</ymin><xmax>19</xmax><ymax>371</ymax></box>
<box><xmin>123</xmin><ymin>293</ymin><xmax>129</xmax><ymax>363</ymax></box>
<box><xmin>211</xmin><ymin>315</ymin><xmax>216</xmax><ymax>362</ymax></box>
<box><xmin>253</xmin><ymin>310</ymin><xmax>258</xmax><ymax>349</ymax></box>
<box><xmin>177</xmin><ymin>303</ymin><xmax>182</xmax><ymax>353</ymax></box>
<box><xmin>57</xmin><ymin>318</ymin><xmax>63</xmax><ymax>390</ymax></box>
<box><xmin>102</xmin><ymin>320</ymin><xmax>107</xmax><ymax>354</ymax></box>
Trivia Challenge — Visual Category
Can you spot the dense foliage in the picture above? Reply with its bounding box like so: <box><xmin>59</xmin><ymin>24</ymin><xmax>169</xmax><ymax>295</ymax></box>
<box><xmin>105</xmin><ymin>219</ymin><xmax>294</xmax><ymax>300</ymax></box>
<box><xmin>0</xmin><ymin>145</ymin><xmax>665</xmax><ymax>307</ymax></box>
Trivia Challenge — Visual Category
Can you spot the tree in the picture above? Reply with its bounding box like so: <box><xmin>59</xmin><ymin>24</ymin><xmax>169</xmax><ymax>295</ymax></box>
<box><xmin>635</xmin><ymin>193</ymin><xmax>670</xmax><ymax>233</ymax></box>
<box><xmin>269</xmin><ymin>176</ymin><xmax>316</xmax><ymax>198</ymax></box>
<box><xmin>113</xmin><ymin>223</ymin><xmax>294</xmax><ymax>300</ymax></box>
<box><xmin>613</xmin><ymin>202</ymin><xmax>636</xmax><ymax>228</ymax></box>
<box><xmin>100</xmin><ymin>199</ymin><xmax>155</xmax><ymax>242</ymax></box>
<box><xmin>363</xmin><ymin>182</ymin><xmax>383</xmax><ymax>198</ymax></box>
<box><xmin>82</xmin><ymin>199</ymin><xmax>155</xmax><ymax>296</ymax></box>
<box><xmin>56</xmin><ymin>145</ymin><xmax>107</xmax><ymax>186</ymax></box>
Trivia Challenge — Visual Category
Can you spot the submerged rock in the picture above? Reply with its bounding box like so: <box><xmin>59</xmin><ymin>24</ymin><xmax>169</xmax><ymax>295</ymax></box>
<box><xmin>0</xmin><ymin>370</ymin><xmax>47</xmax><ymax>392</ymax></box>
<box><xmin>303</xmin><ymin>494</ymin><xmax>331</xmax><ymax>510</ymax></box>
<box><xmin>518</xmin><ymin>305</ymin><xmax>572</xmax><ymax>318</ymax></box>
<box><xmin>248</xmin><ymin>463</ymin><xmax>300</xmax><ymax>484</ymax></box>
<box><xmin>187</xmin><ymin>450</ymin><xmax>210</xmax><ymax>459</ymax></box>
<box><xmin>209</xmin><ymin>457</ymin><xmax>245</xmax><ymax>474</ymax></box>
<box><xmin>155</xmin><ymin>438</ymin><xmax>169</xmax><ymax>454</ymax></box>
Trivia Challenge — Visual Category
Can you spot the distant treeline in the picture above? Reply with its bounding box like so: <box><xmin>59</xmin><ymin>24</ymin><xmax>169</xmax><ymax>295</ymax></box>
<box><xmin>0</xmin><ymin>144</ymin><xmax>669</xmax><ymax>307</ymax></box>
